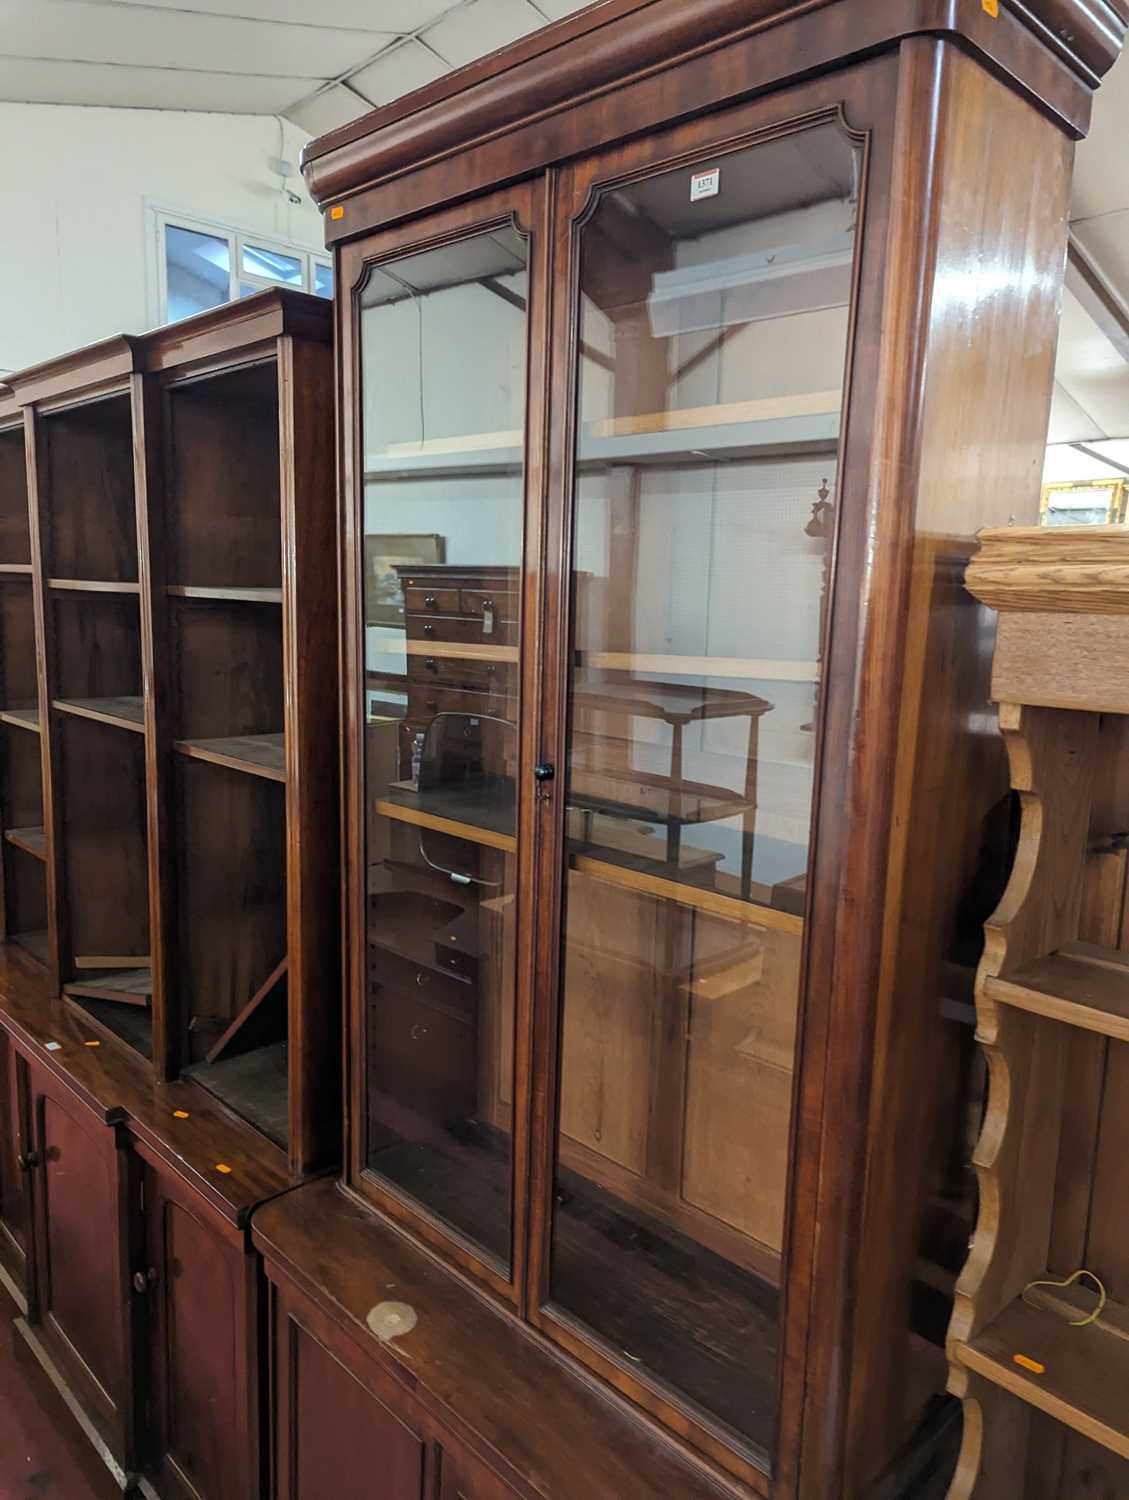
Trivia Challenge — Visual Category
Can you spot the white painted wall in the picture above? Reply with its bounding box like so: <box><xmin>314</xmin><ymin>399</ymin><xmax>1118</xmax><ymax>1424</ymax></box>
<box><xmin>0</xmin><ymin>102</ymin><xmax>325</xmax><ymax>375</ymax></box>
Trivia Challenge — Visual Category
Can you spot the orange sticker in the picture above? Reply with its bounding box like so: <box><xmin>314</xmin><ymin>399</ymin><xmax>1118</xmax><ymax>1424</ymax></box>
<box><xmin>1013</xmin><ymin>1353</ymin><xmax>1045</xmax><ymax>1375</ymax></box>
<box><xmin>172</xmin><ymin>1109</ymin><xmax>190</xmax><ymax>1120</ymax></box>
<box><xmin>330</xmin><ymin>205</ymin><xmax>345</xmax><ymax>221</ymax></box>
<box><xmin>84</xmin><ymin>1039</ymin><xmax>101</xmax><ymax>1047</ymax></box>
<box><xmin>982</xmin><ymin>0</ymin><xmax>999</xmax><ymax>14</ymax></box>
<box><xmin>215</xmin><ymin>1162</ymin><xmax>233</xmax><ymax>1175</ymax></box>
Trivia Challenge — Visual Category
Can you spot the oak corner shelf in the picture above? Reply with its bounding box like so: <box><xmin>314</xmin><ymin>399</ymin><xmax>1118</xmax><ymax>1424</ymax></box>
<box><xmin>983</xmin><ymin>941</ymin><xmax>1129</xmax><ymax>1042</ymax></box>
<box><xmin>950</xmin><ymin>524</ymin><xmax>1129</xmax><ymax>1496</ymax></box>
<box><xmin>954</xmin><ymin>1290</ymin><xmax>1129</xmax><ymax>1462</ymax></box>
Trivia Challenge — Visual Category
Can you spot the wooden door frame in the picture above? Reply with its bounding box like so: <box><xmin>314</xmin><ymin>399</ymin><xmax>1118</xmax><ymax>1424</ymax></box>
<box><xmin>522</xmin><ymin>56</ymin><xmax>901</xmax><ymax>1498</ymax></box>
<box><xmin>337</xmin><ymin>177</ymin><xmax>552</xmax><ymax>1310</ymax></box>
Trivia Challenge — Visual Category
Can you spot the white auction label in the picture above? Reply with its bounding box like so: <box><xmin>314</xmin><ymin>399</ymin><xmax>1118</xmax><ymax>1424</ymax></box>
<box><xmin>690</xmin><ymin>167</ymin><xmax>720</xmax><ymax>202</ymax></box>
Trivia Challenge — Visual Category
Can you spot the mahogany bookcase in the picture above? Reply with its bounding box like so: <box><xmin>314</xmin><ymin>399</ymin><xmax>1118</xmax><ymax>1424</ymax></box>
<box><xmin>0</xmin><ymin>289</ymin><xmax>339</xmax><ymax>1181</ymax></box>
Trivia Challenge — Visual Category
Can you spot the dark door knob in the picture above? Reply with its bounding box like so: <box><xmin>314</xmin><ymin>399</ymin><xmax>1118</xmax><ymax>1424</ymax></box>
<box><xmin>533</xmin><ymin>763</ymin><xmax>555</xmax><ymax>782</ymax></box>
<box><xmin>16</xmin><ymin>1151</ymin><xmax>38</xmax><ymax>1172</ymax></box>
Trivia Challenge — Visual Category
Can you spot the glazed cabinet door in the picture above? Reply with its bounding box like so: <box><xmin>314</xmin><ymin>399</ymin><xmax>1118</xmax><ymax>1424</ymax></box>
<box><xmin>342</xmin><ymin>180</ymin><xmax>549</xmax><ymax>1301</ymax></box>
<box><xmin>531</xmin><ymin>102</ymin><xmax>870</xmax><ymax>1488</ymax></box>
<box><xmin>27</xmin><ymin>1057</ymin><xmax>134</xmax><ymax>1463</ymax></box>
<box><xmin>0</xmin><ymin>1029</ymin><xmax>31</xmax><ymax>1296</ymax></box>
<box><xmin>138</xmin><ymin>1154</ymin><xmax>262</xmax><ymax>1500</ymax></box>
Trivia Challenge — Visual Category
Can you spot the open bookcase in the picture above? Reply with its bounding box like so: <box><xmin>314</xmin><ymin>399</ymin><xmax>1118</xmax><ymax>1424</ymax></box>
<box><xmin>949</xmin><ymin>526</ymin><xmax>1129</xmax><ymax>1497</ymax></box>
<box><xmin>3</xmin><ymin>291</ymin><xmax>339</xmax><ymax>1177</ymax></box>
<box><xmin>0</xmin><ymin>392</ymin><xmax>49</xmax><ymax>972</ymax></box>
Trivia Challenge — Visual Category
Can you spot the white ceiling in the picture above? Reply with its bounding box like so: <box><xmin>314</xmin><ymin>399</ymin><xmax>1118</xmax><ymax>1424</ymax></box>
<box><xmin>0</xmin><ymin>0</ymin><xmax>1125</xmax><ymax>463</ymax></box>
<box><xmin>0</xmin><ymin>0</ymin><xmax>590</xmax><ymax>121</ymax></box>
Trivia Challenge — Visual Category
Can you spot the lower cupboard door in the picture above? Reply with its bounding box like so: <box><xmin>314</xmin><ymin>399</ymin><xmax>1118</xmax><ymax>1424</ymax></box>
<box><xmin>146</xmin><ymin>1167</ymin><xmax>256</xmax><ymax>1500</ymax></box>
<box><xmin>34</xmin><ymin>1081</ymin><xmax>129</xmax><ymax>1452</ymax></box>
<box><xmin>275</xmin><ymin>1305</ymin><xmax>426</xmax><ymax>1500</ymax></box>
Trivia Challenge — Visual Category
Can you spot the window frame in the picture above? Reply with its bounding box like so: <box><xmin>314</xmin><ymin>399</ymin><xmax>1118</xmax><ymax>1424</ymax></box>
<box><xmin>147</xmin><ymin>203</ymin><xmax>333</xmax><ymax>326</ymax></box>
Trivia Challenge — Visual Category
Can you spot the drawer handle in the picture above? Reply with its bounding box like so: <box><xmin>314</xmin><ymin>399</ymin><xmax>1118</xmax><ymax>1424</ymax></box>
<box><xmin>423</xmin><ymin>622</ymin><xmax>434</xmax><ymax>635</ymax></box>
<box><xmin>424</xmin><ymin>658</ymin><xmax>437</xmax><ymax>672</ymax></box>
<box><xmin>424</xmin><ymin>595</ymin><xmax>438</xmax><ymax>609</ymax></box>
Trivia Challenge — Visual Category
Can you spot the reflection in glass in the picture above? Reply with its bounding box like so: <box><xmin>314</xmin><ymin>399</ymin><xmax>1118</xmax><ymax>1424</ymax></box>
<box><xmin>165</xmin><ymin>225</ymin><xmax>230</xmax><ymax>323</ymax></box>
<box><xmin>314</xmin><ymin>262</ymin><xmax>334</xmax><ymax>299</ymax></box>
<box><xmin>549</xmin><ymin>124</ymin><xmax>860</xmax><ymax>1456</ymax></box>
<box><xmin>360</xmin><ymin>226</ymin><xmax>527</xmax><ymax>1271</ymax></box>
<box><xmin>241</xmin><ymin>243</ymin><xmax>303</xmax><ymax>285</ymax></box>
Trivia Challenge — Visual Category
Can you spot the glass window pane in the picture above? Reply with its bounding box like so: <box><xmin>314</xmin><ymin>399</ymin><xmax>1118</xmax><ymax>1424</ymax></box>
<box><xmin>360</xmin><ymin>226</ymin><xmax>528</xmax><ymax>1272</ymax></box>
<box><xmin>314</xmin><ymin>262</ymin><xmax>334</xmax><ymax>299</ymax></box>
<box><xmin>549</xmin><ymin>122</ymin><xmax>861</xmax><ymax>1457</ymax></box>
<box><xmin>238</xmin><ymin>282</ymin><xmax>261</xmax><ymax>299</ymax></box>
<box><xmin>165</xmin><ymin>224</ymin><xmax>231</xmax><ymax>323</ymax></box>
<box><xmin>241</xmin><ymin>243</ymin><xmax>303</xmax><ymax>286</ymax></box>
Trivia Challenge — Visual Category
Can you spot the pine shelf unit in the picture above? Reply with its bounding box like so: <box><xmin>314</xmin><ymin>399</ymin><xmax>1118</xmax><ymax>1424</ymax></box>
<box><xmin>948</xmin><ymin>525</ymin><xmax>1129</xmax><ymax>1497</ymax></box>
<box><xmin>0</xmin><ymin>291</ymin><xmax>339</xmax><ymax>1180</ymax></box>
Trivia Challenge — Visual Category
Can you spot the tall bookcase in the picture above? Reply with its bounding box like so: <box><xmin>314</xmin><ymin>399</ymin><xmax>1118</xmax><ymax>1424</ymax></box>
<box><xmin>2</xmin><ymin>291</ymin><xmax>339</xmax><ymax>1178</ymax></box>
<box><xmin>0</xmin><ymin>390</ymin><xmax>47</xmax><ymax>971</ymax></box>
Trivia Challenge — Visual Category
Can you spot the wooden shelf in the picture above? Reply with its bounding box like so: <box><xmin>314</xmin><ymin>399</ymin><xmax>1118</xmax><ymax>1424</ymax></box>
<box><xmin>48</xmin><ymin>578</ymin><xmax>141</xmax><ymax>594</ymax></box>
<box><xmin>54</xmin><ymin>695</ymin><xmax>145</xmax><ymax>733</ymax></box>
<box><xmin>65</xmin><ymin>968</ymin><xmax>152</xmax><ymax>1006</ymax></box>
<box><xmin>363</xmin><ymin>394</ymin><xmax>841</xmax><ymax>478</ymax></box>
<box><xmin>956</xmin><ymin>1289</ymin><xmax>1129</xmax><ymax>1460</ymax></box>
<box><xmin>374</xmin><ymin>784</ymin><xmax>804</xmax><ymax>932</ymax></box>
<box><xmin>11</xmin><ymin>929</ymin><xmax>49</xmax><ymax>965</ymax></box>
<box><xmin>578</xmin><ymin>651</ymin><xmax>820</xmax><ymax>683</ymax></box>
<box><xmin>985</xmin><ymin>941</ymin><xmax>1129</xmax><ymax>1042</ymax></box>
<box><xmin>66</xmin><ymin>993</ymin><xmax>153</xmax><ymax>1061</ymax></box>
<box><xmin>5</xmin><ymin>826</ymin><xmax>46</xmax><ymax>861</ymax></box>
<box><xmin>174</xmin><ymin>733</ymin><xmax>286</xmax><ymax>782</ymax></box>
<box><xmin>0</xmin><ymin>563</ymin><xmax>32</xmax><ymax>575</ymax></box>
<box><xmin>168</xmin><ymin>584</ymin><xmax>283</xmax><ymax>604</ymax></box>
<box><xmin>0</xmin><ymin>706</ymin><xmax>39</xmax><ymax>732</ymax></box>
<box><xmin>186</xmin><ymin>1041</ymin><xmax>288</xmax><ymax>1151</ymax></box>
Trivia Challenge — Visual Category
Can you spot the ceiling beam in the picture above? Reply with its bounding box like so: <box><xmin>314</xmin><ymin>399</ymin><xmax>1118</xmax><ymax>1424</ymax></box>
<box><xmin>1066</xmin><ymin>235</ymin><xmax>1129</xmax><ymax>367</ymax></box>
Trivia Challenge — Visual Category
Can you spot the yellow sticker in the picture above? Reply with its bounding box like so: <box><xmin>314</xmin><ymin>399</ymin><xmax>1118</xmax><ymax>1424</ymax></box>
<box><xmin>215</xmin><ymin>1162</ymin><xmax>233</xmax><ymax>1175</ymax></box>
<box><xmin>982</xmin><ymin>0</ymin><xmax>999</xmax><ymax>15</ymax></box>
<box><xmin>84</xmin><ymin>1039</ymin><xmax>100</xmax><ymax>1047</ymax></box>
<box><xmin>330</xmin><ymin>205</ymin><xmax>345</xmax><ymax>221</ymax></box>
<box><xmin>1013</xmin><ymin>1353</ymin><xmax>1045</xmax><ymax>1375</ymax></box>
<box><xmin>173</xmin><ymin>1109</ymin><xmax>190</xmax><ymax>1120</ymax></box>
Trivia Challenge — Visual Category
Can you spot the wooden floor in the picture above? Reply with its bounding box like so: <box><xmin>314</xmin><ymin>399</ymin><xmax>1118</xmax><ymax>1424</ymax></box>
<box><xmin>0</xmin><ymin>1281</ymin><xmax>120</xmax><ymax>1500</ymax></box>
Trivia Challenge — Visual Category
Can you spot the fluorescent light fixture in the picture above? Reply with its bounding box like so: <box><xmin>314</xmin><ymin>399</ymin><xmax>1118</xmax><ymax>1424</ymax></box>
<box><xmin>647</xmin><ymin>232</ymin><xmax>854</xmax><ymax>337</ymax></box>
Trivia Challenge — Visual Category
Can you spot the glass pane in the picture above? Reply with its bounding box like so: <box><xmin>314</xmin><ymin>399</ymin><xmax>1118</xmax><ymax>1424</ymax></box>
<box><xmin>241</xmin><ymin>243</ymin><xmax>303</xmax><ymax>286</ymax></box>
<box><xmin>360</xmin><ymin>225</ymin><xmax>528</xmax><ymax>1271</ymax></box>
<box><xmin>165</xmin><ymin>225</ymin><xmax>230</xmax><ymax>323</ymax></box>
<box><xmin>238</xmin><ymin>282</ymin><xmax>261</xmax><ymax>299</ymax></box>
<box><xmin>314</xmin><ymin>262</ymin><xmax>334</xmax><ymax>299</ymax></box>
<box><xmin>550</xmin><ymin>123</ymin><xmax>860</xmax><ymax>1456</ymax></box>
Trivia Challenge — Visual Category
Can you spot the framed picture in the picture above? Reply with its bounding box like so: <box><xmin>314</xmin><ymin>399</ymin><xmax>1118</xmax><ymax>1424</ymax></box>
<box><xmin>364</xmin><ymin>533</ymin><xmax>445</xmax><ymax>625</ymax></box>
<box><xmin>1040</xmin><ymin>478</ymin><xmax>1128</xmax><ymax>527</ymax></box>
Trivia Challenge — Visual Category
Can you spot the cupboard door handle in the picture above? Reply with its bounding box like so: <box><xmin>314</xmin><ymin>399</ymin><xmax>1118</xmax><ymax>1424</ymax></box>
<box><xmin>16</xmin><ymin>1151</ymin><xmax>38</xmax><ymax>1172</ymax></box>
<box><xmin>533</xmin><ymin>763</ymin><xmax>555</xmax><ymax>781</ymax></box>
<box><xmin>132</xmin><ymin>1268</ymin><xmax>158</xmax><ymax>1294</ymax></box>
